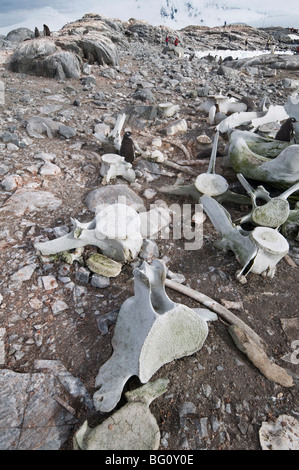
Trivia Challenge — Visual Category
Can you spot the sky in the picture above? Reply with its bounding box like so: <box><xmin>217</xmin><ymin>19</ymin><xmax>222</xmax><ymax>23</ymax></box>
<box><xmin>0</xmin><ymin>0</ymin><xmax>299</xmax><ymax>33</ymax></box>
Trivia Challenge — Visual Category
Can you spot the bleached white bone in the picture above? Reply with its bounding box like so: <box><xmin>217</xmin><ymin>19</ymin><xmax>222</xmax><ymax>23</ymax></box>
<box><xmin>93</xmin><ymin>259</ymin><xmax>208</xmax><ymax>412</ymax></box>
<box><xmin>100</xmin><ymin>153</ymin><xmax>136</xmax><ymax>184</ymax></box>
<box><xmin>35</xmin><ymin>203</ymin><xmax>143</xmax><ymax>263</ymax></box>
<box><xmin>200</xmin><ymin>195</ymin><xmax>289</xmax><ymax>282</ymax></box>
<box><xmin>237</xmin><ymin>174</ymin><xmax>299</xmax><ymax>228</ymax></box>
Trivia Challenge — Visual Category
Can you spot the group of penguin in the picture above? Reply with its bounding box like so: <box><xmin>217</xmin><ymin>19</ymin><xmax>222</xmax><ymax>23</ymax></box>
<box><xmin>118</xmin><ymin>115</ymin><xmax>296</xmax><ymax>167</ymax></box>
<box><xmin>34</xmin><ymin>24</ymin><xmax>51</xmax><ymax>38</ymax></box>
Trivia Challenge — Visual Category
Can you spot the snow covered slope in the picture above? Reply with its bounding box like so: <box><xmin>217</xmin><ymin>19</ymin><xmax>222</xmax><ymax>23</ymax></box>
<box><xmin>0</xmin><ymin>0</ymin><xmax>298</xmax><ymax>36</ymax></box>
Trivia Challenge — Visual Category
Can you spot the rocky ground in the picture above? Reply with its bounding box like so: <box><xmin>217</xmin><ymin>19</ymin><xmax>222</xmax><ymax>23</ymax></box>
<box><xmin>0</xmin><ymin>15</ymin><xmax>299</xmax><ymax>451</ymax></box>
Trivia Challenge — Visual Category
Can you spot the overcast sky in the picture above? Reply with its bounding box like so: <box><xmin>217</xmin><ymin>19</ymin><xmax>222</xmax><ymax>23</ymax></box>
<box><xmin>1</xmin><ymin>0</ymin><xmax>298</xmax><ymax>12</ymax></box>
<box><xmin>0</xmin><ymin>0</ymin><xmax>299</xmax><ymax>29</ymax></box>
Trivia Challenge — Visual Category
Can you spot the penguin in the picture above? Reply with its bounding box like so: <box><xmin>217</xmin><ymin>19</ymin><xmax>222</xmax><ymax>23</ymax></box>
<box><xmin>275</xmin><ymin>117</ymin><xmax>296</xmax><ymax>142</ymax></box>
<box><xmin>241</xmin><ymin>96</ymin><xmax>255</xmax><ymax>112</ymax></box>
<box><xmin>43</xmin><ymin>24</ymin><xmax>51</xmax><ymax>37</ymax></box>
<box><xmin>120</xmin><ymin>131</ymin><xmax>135</xmax><ymax>164</ymax></box>
<box><xmin>34</xmin><ymin>27</ymin><xmax>40</xmax><ymax>38</ymax></box>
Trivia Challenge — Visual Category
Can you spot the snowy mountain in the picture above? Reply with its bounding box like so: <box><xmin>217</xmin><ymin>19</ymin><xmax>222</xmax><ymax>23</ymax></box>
<box><xmin>0</xmin><ymin>7</ymin><xmax>72</xmax><ymax>36</ymax></box>
<box><xmin>0</xmin><ymin>0</ymin><xmax>298</xmax><ymax>36</ymax></box>
<box><xmin>128</xmin><ymin>0</ymin><xmax>299</xmax><ymax>29</ymax></box>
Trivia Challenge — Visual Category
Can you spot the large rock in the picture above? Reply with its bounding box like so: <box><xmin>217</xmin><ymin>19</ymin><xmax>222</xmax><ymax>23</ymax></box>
<box><xmin>230</xmin><ymin>53</ymin><xmax>299</xmax><ymax>71</ymax></box>
<box><xmin>5</xmin><ymin>28</ymin><xmax>34</xmax><ymax>43</ymax></box>
<box><xmin>162</xmin><ymin>45</ymin><xmax>185</xmax><ymax>58</ymax></box>
<box><xmin>85</xmin><ymin>184</ymin><xmax>145</xmax><ymax>213</ymax></box>
<box><xmin>9</xmin><ymin>38</ymin><xmax>81</xmax><ymax>79</ymax></box>
<box><xmin>0</xmin><ymin>189</ymin><xmax>62</xmax><ymax>217</ymax></box>
<box><xmin>0</xmin><ymin>362</ymin><xmax>92</xmax><ymax>450</ymax></box>
<box><xmin>75</xmin><ymin>34</ymin><xmax>119</xmax><ymax>66</ymax></box>
<box><xmin>9</xmin><ymin>31</ymin><xmax>119</xmax><ymax>79</ymax></box>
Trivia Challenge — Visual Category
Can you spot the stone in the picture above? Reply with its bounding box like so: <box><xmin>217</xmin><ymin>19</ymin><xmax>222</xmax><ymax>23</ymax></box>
<box><xmin>93</xmin><ymin>259</ymin><xmax>208</xmax><ymax>412</ymax></box>
<box><xmin>147</xmin><ymin>149</ymin><xmax>166</xmax><ymax>163</ymax></box>
<box><xmin>90</xmin><ymin>274</ymin><xmax>110</xmax><ymax>288</ymax></box>
<box><xmin>75</xmin><ymin>267</ymin><xmax>90</xmax><ymax>284</ymax></box>
<box><xmin>35</xmin><ymin>360</ymin><xmax>93</xmax><ymax>409</ymax></box>
<box><xmin>10</xmin><ymin>264</ymin><xmax>37</xmax><ymax>283</ymax></box>
<box><xmin>6</xmin><ymin>143</ymin><xmax>19</xmax><ymax>151</ymax></box>
<box><xmin>0</xmin><ymin>368</ymin><xmax>79</xmax><ymax>450</ymax></box>
<box><xmin>51</xmin><ymin>300</ymin><xmax>69</xmax><ymax>315</ymax></box>
<box><xmin>70</xmin><ymin>33</ymin><xmax>119</xmax><ymax>66</ymax></box>
<box><xmin>0</xmin><ymin>164</ymin><xmax>10</xmax><ymax>175</ymax></box>
<box><xmin>131</xmin><ymin>88</ymin><xmax>156</xmax><ymax>103</ymax></box>
<box><xmin>86</xmin><ymin>253</ymin><xmax>122</xmax><ymax>278</ymax></box>
<box><xmin>0</xmin><ymin>328</ymin><xmax>6</xmax><ymax>365</ymax></box>
<box><xmin>197</xmin><ymin>135</ymin><xmax>212</xmax><ymax>145</ymax></box>
<box><xmin>124</xmin><ymin>104</ymin><xmax>158</xmax><ymax>121</ymax></box>
<box><xmin>85</xmin><ymin>185</ymin><xmax>145</xmax><ymax>214</ymax></box>
<box><xmin>80</xmin><ymin>75</ymin><xmax>96</xmax><ymax>86</ymax></box>
<box><xmin>39</xmin><ymin>161</ymin><xmax>61</xmax><ymax>176</ymax></box>
<box><xmin>5</xmin><ymin>28</ymin><xmax>34</xmax><ymax>43</ymax></box>
<box><xmin>162</xmin><ymin>118</ymin><xmax>188</xmax><ymax>136</ymax></box>
<box><xmin>143</xmin><ymin>188</ymin><xmax>157</xmax><ymax>199</ymax></box>
<box><xmin>96</xmin><ymin>310</ymin><xmax>118</xmax><ymax>335</ymax></box>
<box><xmin>259</xmin><ymin>415</ymin><xmax>299</xmax><ymax>450</ymax></box>
<box><xmin>9</xmin><ymin>39</ymin><xmax>82</xmax><ymax>79</ymax></box>
<box><xmin>59</xmin><ymin>125</ymin><xmax>76</xmax><ymax>139</ymax></box>
<box><xmin>139</xmin><ymin>239</ymin><xmax>159</xmax><ymax>260</ymax></box>
<box><xmin>158</xmin><ymin>102</ymin><xmax>180</xmax><ymax>118</ymax></box>
<box><xmin>167</xmin><ymin>271</ymin><xmax>186</xmax><ymax>284</ymax></box>
<box><xmin>42</xmin><ymin>275</ymin><xmax>58</xmax><ymax>291</ymax></box>
<box><xmin>26</xmin><ymin>116</ymin><xmax>60</xmax><ymax>139</ymax></box>
<box><xmin>192</xmin><ymin>308</ymin><xmax>218</xmax><ymax>322</ymax></box>
<box><xmin>1</xmin><ymin>174</ymin><xmax>23</xmax><ymax>191</ymax></box>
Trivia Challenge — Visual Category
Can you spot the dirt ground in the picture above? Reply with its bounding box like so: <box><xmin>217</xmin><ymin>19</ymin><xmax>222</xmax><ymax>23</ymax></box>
<box><xmin>0</xmin><ymin>41</ymin><xmax>299</xmax><ymax>451</ymax></box>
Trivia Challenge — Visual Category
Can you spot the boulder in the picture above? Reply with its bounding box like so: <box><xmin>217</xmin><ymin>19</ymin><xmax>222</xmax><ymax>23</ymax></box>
<box><xmin>9</xmin><ymin>31</ymin><xmax>119</xmax><ymax>79</ymax></box>
<box><xmin>5</xmin><ymin>28</ymin><xmax>34</xmax><ymax>43</ymax></box>
<box><xmin>26</xmin><ymin>116</ymin><xmax>60</xmax><ymax>139</ymax></box>
<box><xmin>9</xmin><ymin>39</ymin><xmax>81</xmax><ymax>79</ymax></box>
<box><xmin>162</xmin><ymin>45</ymin><xmax>185</xmax><ymax>58</ymax></box>
<box><xmin>76</xmin><ymin>34</ymin><xmax>119</xmax><ymax>66</ymax></box>
<box><xmin>84</xmin><ymin>184</ymin><xmax>145</xmax><ymax>214</ymax></box>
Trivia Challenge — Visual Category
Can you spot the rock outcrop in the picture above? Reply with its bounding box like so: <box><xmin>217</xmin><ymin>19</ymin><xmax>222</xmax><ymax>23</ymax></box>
<box><xmin>9</xmin><ymin>38</ymin><xmax>81</xmax><ymax>79</ymax></box>
<box><xmin>9</xmin><ymin>17</ymin><xmax>119</xmax><ymax>79</ymax></box>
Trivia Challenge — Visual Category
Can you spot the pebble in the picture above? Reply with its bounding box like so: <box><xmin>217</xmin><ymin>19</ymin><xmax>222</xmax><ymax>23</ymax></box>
<box><xmin>139</xmin><ymin>239</ymin><xmax>159</xmax><ymax>260</ymax></box>
<box><xmin>90</xmin><ymin>274</ymin><xmax>110</xmax><ymax>288</ymax></box>
<box><xmin>202</xmin><ymin>384</ymin><xmax>212</xmax><ymax>398</ymax></box>
<box><xmin>75</xmin><ymin>267</ymin><xmax>90</xmax><ymax>284</ymax></box>
<box><xmin>10</xmin><ymin>264</ymin><xmax>37</xmax><ymax>283</ymax></box>
<box><xmin>198</xmin><ymin>417</ymin><xmax>209</xmax><ymax>439</ymax></box>
<box><xmin>96</xmin><ymin>310</ymin><xmax>118</xmax><ymax>335</ymax></box>
<box><xmin>143</xmin><ymin>188</ymin><xmax>157</xmax><ymax>199</ymax></box>
<box><xmin>59</xmin><ymin>125</ymin><xmax>76</xmax><ymax>139</ymax></box>
<box><xmin>167</xmin><ymin>270</ymin><xmax>186</xmax><ymax>284</ymax></box>
<box><xmin>51</xmin><ymin>300</ymin><xmax>69</xmax><ymax>315</ymax></box>
<box><xmin>41</xmin><ymin>275</ymin><xmax>58</xmax><ymax>291</ymax></box>
<box><xmin>0</xmin><ymin>328</ymin><xmax>6</xmax><ymax>365</ymax></box>
<box><xmin>29</xmin><ymin>298</ymin><xmax>43</xmax><ymax>310</ymax></box>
